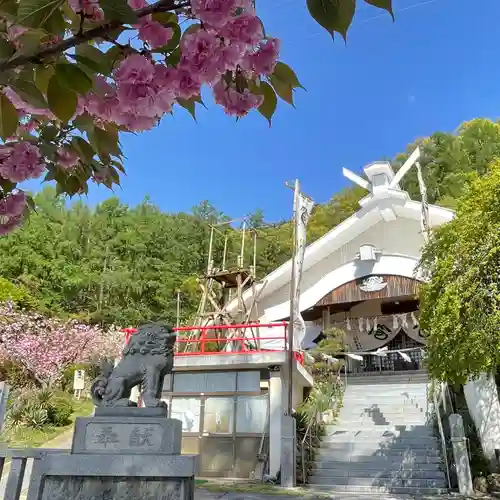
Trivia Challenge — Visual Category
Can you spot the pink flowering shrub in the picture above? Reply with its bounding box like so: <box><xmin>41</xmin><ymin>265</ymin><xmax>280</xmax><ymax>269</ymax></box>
<box><xmin>0</xmin><ymin>302</ymin><xmax>123</xmax><ymax>387</ymax></box>
<box><xmin>0</xmin><ymin>0</ymin><xmax>393</xmax><ymax>235</ymax></box>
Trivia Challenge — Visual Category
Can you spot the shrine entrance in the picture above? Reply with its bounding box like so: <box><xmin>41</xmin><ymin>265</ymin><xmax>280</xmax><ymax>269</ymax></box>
<box><xmin>359</xmin><ymin>329</ymin><xmax>425</xmax><ymax>373</ymax></box>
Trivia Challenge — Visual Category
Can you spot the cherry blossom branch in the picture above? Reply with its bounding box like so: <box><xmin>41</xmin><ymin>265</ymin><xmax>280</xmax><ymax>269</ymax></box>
<box><xmin>0</xmin><ymin>0</ymin><xmax>190</xmax><ymax>72</ymax></box>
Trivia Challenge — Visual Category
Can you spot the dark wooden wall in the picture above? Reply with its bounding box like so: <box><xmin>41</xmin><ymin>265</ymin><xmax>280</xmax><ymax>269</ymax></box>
<box><xmin>316</xmin><ymin>275</ymin><xmax>421</xmax><ymax>306</ymax></box>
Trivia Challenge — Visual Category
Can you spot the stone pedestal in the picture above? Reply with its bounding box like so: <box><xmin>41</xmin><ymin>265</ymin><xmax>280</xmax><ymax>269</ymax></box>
<box><xmin>26</xmin><ymin>407</ymin><xmax>197</xmax><ymax>500</ymax></box>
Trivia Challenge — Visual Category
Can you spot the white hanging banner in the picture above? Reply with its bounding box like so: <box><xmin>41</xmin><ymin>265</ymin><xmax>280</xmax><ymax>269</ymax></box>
<box><xmin>343</xmin><ymin>312</ymin><xmax>426</xmax><ymax>352</ymax></box>
<box><xmin>290</xmin><ymin>184</ymin><xmax>314</xmax><ymax>350</ymax></box>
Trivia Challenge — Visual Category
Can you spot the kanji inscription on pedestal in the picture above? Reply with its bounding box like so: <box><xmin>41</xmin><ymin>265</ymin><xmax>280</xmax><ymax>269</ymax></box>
<box><xmin>84</xmin><ymin>423</ymin><xmax>163</xmax><ymax>453</ymax></box>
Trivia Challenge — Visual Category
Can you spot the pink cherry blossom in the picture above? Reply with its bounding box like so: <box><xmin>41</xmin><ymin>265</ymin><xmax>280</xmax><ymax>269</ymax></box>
<box><xmin>117</xmin><ymin>81</ymin><xmax>159</xmax><ymax>118</ymax></box>
<box><xmin>114</xmin><ymin>54</ymin><xmax>155</xmax><ymax>85</ymax></box>
<box><xmin>56</xmin><ymin>147</ymin><xmax>80</xmax><ymax>170</ymax></box>
<box><xmin>0</xmin><ymin>302</ymin><xmax>123</xmax><ymax>386</ymax></box>
<box><xmin>220</xmin><ymin>13</ymin><xmax>263</xmax><ymax>44</ymax></box>
<box><xmin>191</xmin><ymin>0</ymin><xmax>237</xmax><ymax>28</ymax></box>
<box><xmin>180</xmin><ymin>30</ymin><xmax>224</xmax><ymax>83</ymax></box>
<box><xmin>174</xmin><ymin>68</ymin><xmax>202</xmax><ymax>100</ymax></box>
<box><xmin>128</xmin><ymin>0</ymin><xmax>147</xmax><ymax>9</ymax></box>
<box><xmin>0</xmin><ymin>190</ymin><xmax>27</xmax><ymax>236</ymax></box>
<box><xmin>138</xmin><ymin>20</ymin><xmax>173</xmax><ymax>48</ymax></box>
<box><xmin>4</xmin><ymin>87</ymin><xmax>54</xmax><ymax>118</ymax></box>
<box><xmin>68</xmin><ymin>0</ymin><xmax>104</xmax><ymax>22</ymax></box>
<box><xmin>244</xmin><ymin>37</ymin><xmax>280</xmax><ymax>75</ymax></box>
<box><xmin>212</xmin><ymin>79</ymin><xmax>263</xmax><ymax>117</ymax></box>
<box><xmin>0</xmin><ymin>142</ymin><xmax>45</xmax><ymax>182</ymax></box>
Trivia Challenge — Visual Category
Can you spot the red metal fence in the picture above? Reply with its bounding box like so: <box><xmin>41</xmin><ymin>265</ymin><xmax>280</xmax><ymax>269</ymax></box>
<box><xmin>120</xmin><ymin>322</ymin><xmax>305</xmax><ymax>364</ymax></box>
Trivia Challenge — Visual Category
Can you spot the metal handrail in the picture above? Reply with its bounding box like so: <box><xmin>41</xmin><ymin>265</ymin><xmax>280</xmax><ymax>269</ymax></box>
<box><xmin>300</xmin><ymin>410</ymin><xmax>318</xmax><ymax>485</ymax></box>
<box><xmin>432</xmin><ymin>380</ymin><xmax>452</xmax><ymax>490</ymax></box>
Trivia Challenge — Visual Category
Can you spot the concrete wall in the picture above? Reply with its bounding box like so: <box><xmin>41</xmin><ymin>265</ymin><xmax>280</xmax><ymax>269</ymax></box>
<box><xmin>464</xmin><ymin>373</ymin><xmax>500</xmax><ymax>471</ymax></box>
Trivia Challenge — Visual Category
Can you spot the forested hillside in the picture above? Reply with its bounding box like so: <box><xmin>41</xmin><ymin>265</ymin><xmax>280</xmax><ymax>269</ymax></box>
<box><xmin>0</xmin><ymin>118</ymin><xmax>498</xmax><ymax>327</ymax></box>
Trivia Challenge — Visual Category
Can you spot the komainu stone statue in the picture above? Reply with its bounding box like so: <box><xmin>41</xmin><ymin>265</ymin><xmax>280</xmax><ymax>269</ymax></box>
<box><xmin>91</xmin><ymin>323</ymin><xmax>176</xmax><ymax>408</ymax></box>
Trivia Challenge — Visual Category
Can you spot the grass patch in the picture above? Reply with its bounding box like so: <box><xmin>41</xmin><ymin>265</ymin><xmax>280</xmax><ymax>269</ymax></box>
<box><xmin>1</xmin><ymin>398</ymin><xmax>93</xmax><ymax>448</ymax></box>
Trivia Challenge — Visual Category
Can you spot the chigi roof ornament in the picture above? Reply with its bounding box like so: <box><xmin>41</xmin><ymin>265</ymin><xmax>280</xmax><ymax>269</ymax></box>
<box><xmin>342</xmin><ymin>147</ymin><xmax>421</xmax><ymax>199</ymax></box>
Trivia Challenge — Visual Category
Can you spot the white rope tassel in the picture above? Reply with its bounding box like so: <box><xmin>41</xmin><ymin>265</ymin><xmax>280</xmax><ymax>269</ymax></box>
<box><xmin>358</xmin><ymin>317</ymin><xmax>364</xmax><ymax>333</ymax></box>
<box><xmin>347</xmin><ymin>353</ymin><xmax>364</xmax><ymax>361</ymax></box>
<box><xmin>398</xmin><ymin>351</ymin><xmax>412</xmax><ymax>363</ymax></box>
<box><xmin>400</xmin><ymin>314</ymin><xmax>408</xmax><ymax>329</ymax></box>
<box><xmin>365</xmin><ymin>317</ymin><xmax>371</xmax><ymax>331</ymax></box>
<box><xmin>373</xmin><ymin>317</ymin><xmax>378</xmax><ymax>330</ymax></box>
<box><xmin>392</xmin><ymin>314</ymin><xmax>398</xmax><ymax>330</ymax></box>
<box><xmin>346</xmin><ymin>318</ymin><xmax>351</xmax><ymax>331</ymax></box>
<box><xmin>411</xmin><ymin>312</ymin><xmax>418</xmax><ymax>327</ymax></box>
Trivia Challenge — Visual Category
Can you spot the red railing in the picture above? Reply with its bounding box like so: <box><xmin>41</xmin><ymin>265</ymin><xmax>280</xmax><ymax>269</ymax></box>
<box><xmin>120</xmin><ymin>322</ymin><xmax>304</xmax><ymax>365</ymax></box>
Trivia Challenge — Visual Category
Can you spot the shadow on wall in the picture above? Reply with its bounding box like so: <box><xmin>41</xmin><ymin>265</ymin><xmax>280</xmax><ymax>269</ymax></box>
<box><xmin>463</xmin><ymin>374</ymin><xmax>500</xmax><ymax>472</ymax></box>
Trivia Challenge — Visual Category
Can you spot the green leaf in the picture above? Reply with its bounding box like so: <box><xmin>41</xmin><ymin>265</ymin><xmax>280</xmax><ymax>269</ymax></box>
<box><xmin>272</xmin><ymin>62</ymin><xmax>304</xmax><ymax>89</ymax></box>
<box><xmin>17</xmin><ymin>0</ymin><xmax>64</xmax><ymax>28</ymax></box>
<box><xmin>72</xmin><ymin>55</ymin><xmax>104</xmax><ymax>75</ymax></box>
<box><xmin>43</xmin><ymin>5</ymin><xmax>65</xmax><ymax>34</ymax></box>
<box><xmin>256</xmin><ymin>82</ymin><xmax>277</xmax><ymax>126</ymax></box>
<box><xmin>47</xmin><ymin>73</ymin><xmax>77</xmax><ymax>122</ymax></box>
<box><xmin>363</xmin><ymin>0</ymin><xmax>394</xmax><ymax>19</ymax></box>
<box><xmin>11</xmin><ymin>79</ymin><xmax>47</xmax><ymax>109</ymax></box>
<box><xmin>35</xmin><ymin>65</ymin><xmax>54</xmax><ymax>94</ymax></box>
<box><xmin>177</xmin><ymin>98</ymin><xmax>197</xmax><ymax>122</ymax></box>
<box><xmin>0</xmin><ymin>36</ymin><xmax>14</xmax><ymax>62</ymax></box>
<box><xmin>40</xmin><ymin>125</ymin><xmax>58</xmax><ymax>140</ymax></box>
<box><xmin>99</xmin><ymin>0</ymin><xmax>138</xmax><ymax>24</ymax></box>
<box><xmin>152</xmin><ymin>11</ymin><xmax>177</xmax><ymax>24</ymax></box>
<box><xmin>306</xmin><ymin>0</ymin><xmax>355</xmax><ymax>40</ymax></box>
<box><xmin>269</xmin><ymin>75</ymin><xmax>294</xmax><ymax>106</ymax></box>
<box><xmin>0</xmin><ymin>0</ymin><xmax>18</xmax><ymax>21</ymax></box>
<box><xmin>72</xmin><ymin>136</ymin><xmax>95</xmax><ymax>163</ymax></box>
<box><xmin>76</xmin><ymin>45</ymin><xmax>111</xmax><ymax>75</ymax></box>
<box><xmin>167</xmin><ymin>47</ymin><xmax>181</xmax><ymax>67</ymax></box>
<box><xmin>55</xmin><ymin>63</ymin><xmax>93</xmax><ymax>95</ymax></box>
<box><xmin>0</xmin><ymin>92</ymin><xmax>18</xmax><ymax>140</ymax></box>
<box><xmin>103</xmin><ymin>45</ymin><xmax>124</xmax><ymax>74</ymax></box>
<box><xmin>94</xmin><ymin>126</ymin><xmax>122</xmax><ymax>157</ymax></box>
<box><xmin>73</xmin><ymin>112</ymin><xmax>95</xmax><ymax>133</ymax></box>
<box><xmin>12</xmin><ymin>29</ymin><xmax>47</xmax><ymax>57</ymax></box>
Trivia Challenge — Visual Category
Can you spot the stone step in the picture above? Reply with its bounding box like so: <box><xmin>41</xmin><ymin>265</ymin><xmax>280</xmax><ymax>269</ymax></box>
<box><xmin>343</xmin><ymin>396</ymin><xmax>429</xmax><ymax>402</ymax></box>
<box><xmin>308</xmin><ymin>476</ymin><xmax>447</xmax><ymax>488</ymax></box>
<box><xmin>346</xmin><ymin>379</ymin><xmax>429</xmax><ymax>387</ymax></box>
<box><xmin>321</xmin><ymin>435</ymin><xmax>440</xmax><ymax>448</ymax></box>
<box><xmin>331</xmin><ymin>420</ymin><xmax>430</xmax><ymax>427</ymax></box>
<box><xmin>344</xmin><ymin>391</ymin><xmax>428</xmax><ymax>397</ymax></box>
<box><xmin>338</xmin><ymin>409</ymin><xmax>429</xmax><ymax>418</ymax></box>
<box><xmin>315</xmin><ymin>448</ymin><xmax>441</xmax><ymax>459</ymax></box>
<box><xmin>313</xmin><ymin>454</ymin><xmax>443</xmax><ymax>464</ymax></box>
<box><xmin>305</xmin><ymin>484</ymin><xmax>448</xmax><ymax>495</ymax></box>
<box><xmin>313</xmin><ymin>459</ymin><xmax>443</xmax><ymax>470</ymax></box>
<box><xmin>321</xmin><ymin>435</ymin><xmax>439</xmax><ymax>445</ymax></box>
<box><xmin>346</xmin><ymin>371</ymin><xmax>428</xmax><ymax>380</ymax></box>
<box><xmin>343</xmin><ymin>400</ymin><xmax>429</xmax><ymax>407</ymax></box>
<box><xmin>323</xmin><ymin>424</ymin><xmax>435</xmax><ymax>436</ymax></box>
<box><xmin>325</xmin><ymin>422</ymin><xmax>432</xmax><ymax>430</ymax></box>
<box><xmin>310</xmin><ymin>467</ymin><xmax>446</xmax><ymax>480</ymax></box>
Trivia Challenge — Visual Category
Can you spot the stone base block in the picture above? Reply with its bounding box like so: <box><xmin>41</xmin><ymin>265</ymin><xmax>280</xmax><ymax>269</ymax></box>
<box><xmin>27</xmin><ymin>453</ymin><xmax>198</xmax><ymax>500</ymax></box>
<box><xmin>72</xmin><ymin>416</ymin><xmax>182</xmax><ymax>455</ymax></box>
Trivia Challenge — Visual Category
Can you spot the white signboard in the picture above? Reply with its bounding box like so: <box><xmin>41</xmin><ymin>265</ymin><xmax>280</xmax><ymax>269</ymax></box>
<box><xmin>0</xmin><ymin>381</ymin><xmax>9</xmax><ymax>432</ymax></box>
<box><xmin>73</xmin><ymin>370</ymin><xmax>86</xmax><ymax>398</ymax></box>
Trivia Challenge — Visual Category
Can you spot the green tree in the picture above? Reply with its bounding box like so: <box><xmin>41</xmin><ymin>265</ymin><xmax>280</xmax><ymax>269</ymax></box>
<box><xmin>419</xmin><ymin>161</ymin><xmax>500</xmax><ymax>384</ymax></box>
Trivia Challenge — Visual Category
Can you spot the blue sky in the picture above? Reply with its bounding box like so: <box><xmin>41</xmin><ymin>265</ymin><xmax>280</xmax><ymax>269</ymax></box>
<box><xmin>31</xmin><ymin>0</ymin><xmax>500</xmax><ymax>221</ymax></box>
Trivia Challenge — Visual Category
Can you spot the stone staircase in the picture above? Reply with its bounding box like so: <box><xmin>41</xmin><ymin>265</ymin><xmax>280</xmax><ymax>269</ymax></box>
<box><xmin>308</xmin><ymin>371</ymin><xmax>449</xmax><ymax>495</ymax></box>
